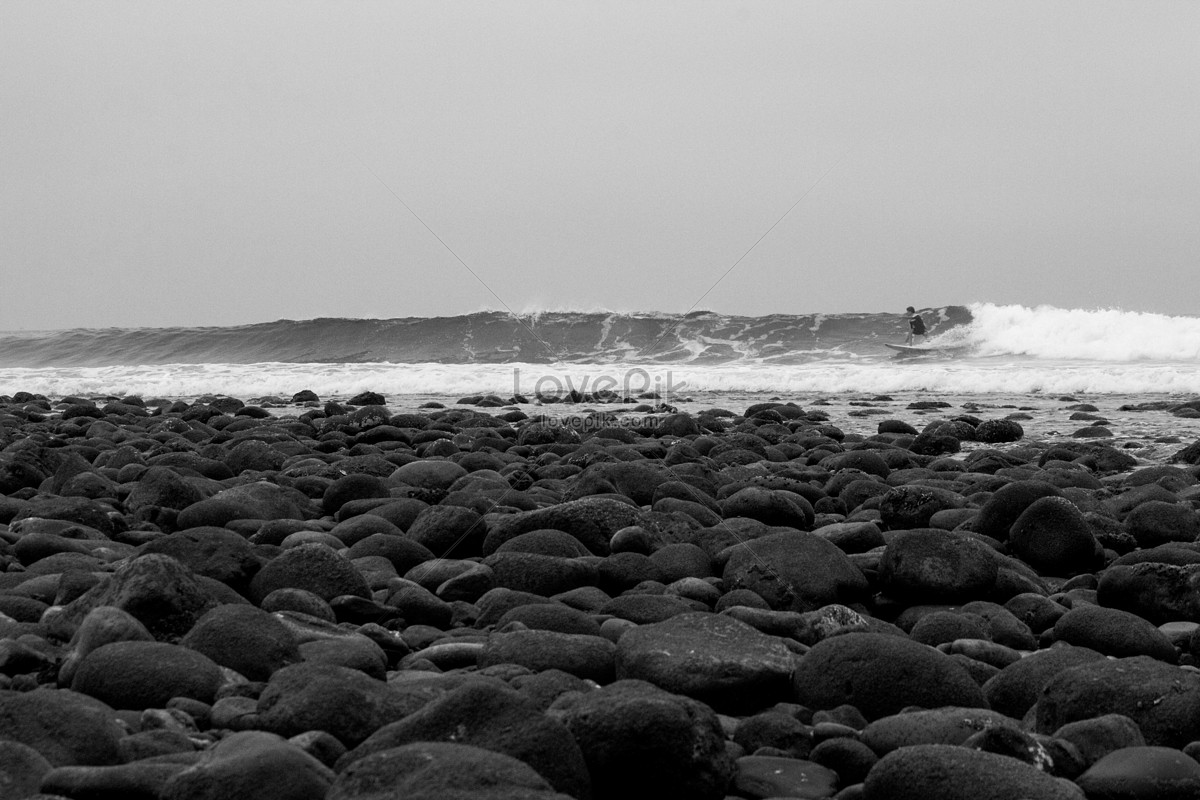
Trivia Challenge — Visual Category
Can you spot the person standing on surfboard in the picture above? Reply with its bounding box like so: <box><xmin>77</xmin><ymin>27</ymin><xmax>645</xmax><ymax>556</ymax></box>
<box><xmin>905</xmin><ymin>307</ymin><xmax>926</xmax><ymax>345</ymax></box>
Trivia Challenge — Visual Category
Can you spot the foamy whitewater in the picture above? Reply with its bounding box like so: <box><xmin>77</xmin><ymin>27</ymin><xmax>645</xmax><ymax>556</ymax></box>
<box><xmin>2</xmin><ymin>303</ymin><xmax>1200</xmax><ymax>400</ymax></box>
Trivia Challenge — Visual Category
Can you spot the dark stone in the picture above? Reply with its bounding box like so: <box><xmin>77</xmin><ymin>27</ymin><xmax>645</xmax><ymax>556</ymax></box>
<box><xmin>793</xmin><ymin>632</ymin><xmax>987</xmax><ymax>721</ymax></box>
<box><xmin>336</xmin><ymin>681</ymin><xmax>589</xmax><ymax>799</ymax></box>
<box><xmin>722</xmin><ymin>531</ymin><xmax>870</xmax><ymax>613</ymax></box>
<box><xmin>862</xmin><ymin>744</ymin><xmax>1080</xmax><ymax>800</ymax></box>
<box><xmin>558</xmin><ymin>679</ymin><xmax>735</xmax><ymax>800</ymax></box>
<box><xmin>1035</xmin><ymin>656</ymin><xmax>1200</xmax><ymax>748</ymax></box>
<box><xmin>70</xmin><ymin>641</ymin><xmax>224</xmax><ymax>710</ymax></box>
<box><xmin>616</xmin><ymin>612</ymin><xmax>794</xmax><ymax>714</ymax></box>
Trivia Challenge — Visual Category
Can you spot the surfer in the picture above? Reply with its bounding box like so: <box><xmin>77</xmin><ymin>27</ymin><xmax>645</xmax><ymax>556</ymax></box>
<box><xmin>905</xmin><ymin>307</ymin><xmax>926</xmax><ymax>345</ymax></box>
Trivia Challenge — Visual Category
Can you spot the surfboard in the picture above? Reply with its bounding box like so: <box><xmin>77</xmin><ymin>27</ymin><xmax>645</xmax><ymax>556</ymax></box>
<box><xmin>885</xmin><ymin>343</ymin><xmax>965</xmax><ymax>355</ymax></box>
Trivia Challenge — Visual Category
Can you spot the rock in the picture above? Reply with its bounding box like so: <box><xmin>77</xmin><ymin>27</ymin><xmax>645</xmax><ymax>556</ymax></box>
<box><xmin>732</xmin><ymin>756</ymin><xmax>839</xmax><ymax>800</ymax></box>
<box><xmin>124</xmin><ymin>466</ymin><xmax>205</xmax><ymax>516</ymax></box>
<box><xmin>809</xmin><ymin>737</ymin><xmax>878</xmax><ymax>785</ymax></box>
<box><xmin>256</xmin><ymin>662</ymin><xmax>423</xmax><ymax>748</ymax></box>
<box><xmin>56</xmin><ymin>605</ymin><xmax>154</xmax><ymax>687</ymax></box>
<box><xmin>162</xmin><ymin>730</ymin><xmax>334</xmax><ymax>800</ymax></box>
<box><xmin>1052</xmin><ymin>603</ymin><xmax>1178</xmax><ymax>662</ymax></box>
<box><xmin>329</xmin><ymin>515</ymin><xmax>404</xmax><ymax>548</ymax></box>
<box><xmin>615</xmin><ymin>612</ymin><xmax>794</xmax><ymax>714</ymax></box>
<box><xmin>483</xmin><ymin>551</ymin><xmax>599</xmax><ymax>597</ymax></box>
<box><xmin>722</xmin><ymin>531</ymin><xmax>870</xmax><ymax>613</ymax></box>
<box><xmin>733</xmin><ymin>711</ymin><xmax>813</xmax><ymax>757</ymax></box>
<box><xmin>389</xmin><ymin>459</ymin><xmax>468</xmax><ymax>491</ymax></box>
<box><xmin>176</xmin><ymin>481</ymin><xmax>309</xmax><ymax>529</ymax></box>
<box><xmin>495</xmin><ymin>529</ymin><xmax>592</xmax><ymax>558</ymax></box>
<box><xmin>0</xmin><ymin>689</ymin><xmax>125</xmax><ymax>766</ymax></box>
<box><xmin>558</xmin><ymin>679</ymin><xmax>735</xmax><ymax>800</ymax></box>
<box><xmin>180</xmin><ymin>604</ymin><xmax>303</xmax><ymax>681</ymax></box>
<box><xmin>327</xmin><ymin>741</ymin><xmax>569</xmax><ymax>800</ymax></box>
<box><xmin>40</xmin><ymin>762</ymin><xmax>189</xmax><ymax>800</ymax></box>
<box><xmin>1125</xmin><ymin>500</ymin><xmax>1200</xmax><ymax>547</ymax></box>
<box><xmin>49</xmin><ymin>554</ymin><xmax>222</xmax><ymax>643</ymax></box>
<box><xmin>494</xmin><ymin>603</ymin><xmax>601</xmax><ymax>637</ymax></box>
<box><xmin>973</xmin><ymin>480</ymin><xmax>1063</xmax><ymax>541</ymax></box>
<box><xmin>1008</xmin><ymin>496</ymin><xmax>1103</xmax><ymax>576</ymax></box>
<box><xmin>224</xmin><ymin>438</ymin><xmax>287</xmax><ymax>474</ymax></box>
<box><xmin>983</xmin><ymin>642</ymin><xmax>1107</xmax><ymax>719</ymax></box>
<box><xmin>1053</xmin><ymin>714</ymin><xmax>1147</xmax><ymax>768</ymax></box>
<box><xmin>861</xmin><ymin>707</ymin><xmax>1021</xmax><ymax>755</ymax></box>
<box><xmin>1075</xmin><ymin>746</ymin><xmax>1200</xmax><ymax>800</ymax></box>
<box><xmin>479</xmin><ymin>629</ymin><xmax>616</xmax><ymax>683</ymax></box>
<box><xmin>1035</xmin><ymin>655</ymin><xmax>1200</xmax><ymax>748</ymax></box>
<box><xmin>337</xmin><ymin>681</ymin><xmax>590</xmax><ymax>799</ymax></box>
<box><xmin>862</xmin><ymin>744</ymin><xmax>1079</xmax><ymax>800</ymax></box>
<box><xmin>482</xmin><ymin>497</ymin><xmax>646</xmax><ymax>556</ymax></box>
<box><xmin>877</xmin><ymin>530</ymin><xmax>998</xmax><ymax>603</ymax></box>
<box><xmin>793</xmin><ymin>633</ymin><xmax>987</xmax><ymax>721</ymax></box>
<box><xmin>137</xmin><ymin>526</ymin><xmax>263</xmax><ymax>594</ymax></box>
<box><xmin>406</xmin><ymin>505</ymin><xmax>487</xmax><ymax>558</ymax></box>
<box><xmin>720</xmin><ymin>487</ymin><xmax>814</xmax><ymax>529</ymax></box>
<box><xmin>598</xmin><ymin>594</ymin><xmax>697</xmax><ymax>624</ymax></box>
<box><xmin>1096</xmin><ymin>563</ymin><xmax>1200</xmax><ymax>624</ymax></box>
<box><xmin>345</xmin><ymin>533</ymin><xmax>435</xmax><ymax>575</ymax></box>
<box><xmin>0</xmin><ymin>740</ymin><xmax>53</xmax><ymax>799</ymax></box>
<box><xmin>811</xmin><ymin>521</ymin><xmax>886</xmax><ymax>554</ymax></box>
<box><xmin>975</xmin><ymin>419</ymin><xmax>1024</xmax><ymax>443</ymax></box>
<box><xmin>322</xmin><ymin>473</ymin><xmax>391</xmax><ymax>516</ymax></box>
<box><xmin>249</xmin><ymin>543</ymin><xmax>371</xmax><ymax>603</ymax></box>
<box><xmin>878</xmin><ymin>485</ymin><xmax>965</xmax><ymax>530</ymax></box>
<box><xmin>71</xmin><ymin>640</ymin><xmax>224</xmax><ymax>710</ymax></box>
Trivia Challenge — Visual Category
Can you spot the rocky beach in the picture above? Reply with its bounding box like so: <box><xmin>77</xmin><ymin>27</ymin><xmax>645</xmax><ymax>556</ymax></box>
<box><xmin>3</xmin><ymin>387</ymin><xmax>1200</xmax><ymax>798</ymax></box>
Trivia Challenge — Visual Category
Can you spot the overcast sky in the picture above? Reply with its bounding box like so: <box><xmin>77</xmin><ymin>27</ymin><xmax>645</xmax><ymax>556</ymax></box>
<box><xmin>3</xmin><ymin>1</ymin><xmax>1198</xmax><ymax>330</ymax></box>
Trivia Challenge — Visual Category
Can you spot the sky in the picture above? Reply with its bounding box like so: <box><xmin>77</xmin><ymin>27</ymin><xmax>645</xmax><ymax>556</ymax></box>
<box><xmin>2</xmin><ymin>1</ymin><xmax>1198</xmax><ymax>331</ymax></box>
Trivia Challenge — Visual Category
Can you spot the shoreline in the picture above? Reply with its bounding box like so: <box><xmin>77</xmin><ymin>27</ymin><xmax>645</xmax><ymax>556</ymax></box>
<box><xmin>3</xmin><ymin>390</ymin><xmax>1200</xmax><ymax>796</ymax></box>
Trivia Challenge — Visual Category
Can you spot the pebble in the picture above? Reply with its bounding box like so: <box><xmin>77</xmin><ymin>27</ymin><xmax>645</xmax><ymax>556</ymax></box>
<box><xmin>3</xmin><ymin>392</ymin><xmax>1200</xmax><ymax>798</ymax></box>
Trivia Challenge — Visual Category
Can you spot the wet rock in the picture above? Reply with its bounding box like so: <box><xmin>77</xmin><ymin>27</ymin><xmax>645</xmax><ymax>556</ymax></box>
<box><xmin>175</xmin><ymin>481</ymin><xmax>310</xmax><ymax>529</ymax></box>
<box><xmin>1075</xmin><ymin>746</ymin><xmax>1200</xmax><ymax>800</ymax></box>
<box><xmin>722</xmin><ymin>531</ymin><xmax>870</xmax><ymax>613</ymax></box>
<box><xmin>793</xmin><ymin>632</ymin><xmax>987</xmax><ymax>721</ymax></box>
<box><xmin>179</xmin><ymin>604</ymin><xmax>303</xmax><ymax>682</ymax></box>
<box><xmin>479</xmin><ymin>629</ymin><xmax>616</xmax><ymax>683</ymax></box>
<box><xmin>973</xmin><ymin>480</ymin><xmax>1063</xmax><ymax>541</ymax></box>
<box><xmin>162</xmin><ymin>730</ymin><xmax>334</xmax><ymax>800</ymax></box>
<box><xmin>1125</xmin><ymin>500</ymin><xmax>1200</xmax><ymax>547</ymax></box>
<box><xmin>557</xmin><ymin>679</ymin><xmax>735</xmax><ymax>800</ymax></box>
<box><xmin>70</xmin><ymin>640</ymin><xmax>224</xmax><ymax>710</ymax></box>
<box><xmin>1053</xmin><ymin>713</ymin><xmax>1147</xmax><ymax>769</ymax></box>
<box><xmin>256</xmin><ymin>662</ymin><xmax>422</xmax><ymax>748</ymax></box>
<box><xmin>616</xmin><ymin>612</ymin><xmax>794</xmax><ymax>714</ymax></box>
<box><xmin>1052</xmin><ymin>603</ymin><xmax>1178</xmax><ymax>662</ymax></box>
<box><xmin>732</xmin><ymin>756</ymin><xmax>839</xmax><ymax>800</ymax></box>
<box><xmin>1035</xmin><ymin>655</ymin><xmax>1200</xmax><ymax>748</ymax></box>
<box><xmin>337</xmin><ymin>681</ymin><xmax>590</xmax><ymax>799</ymax></box>
<box><xmin>1008</xmin><ymin>495</ymin><xmax>1102</xmax><ymax>576</ymax></box>
<box><xmin>249</xmin><ymin>543</ymin><xmax>371</xmax><ymax>604</ymax></box>
<box><xmin>878</xmin><ymin>529</ymin><xmax>998</xmax><ymax>603</ymax></box>
<box><xmin>0</xmin><ymin>689</ymin><xmax>125</xmax><ymax>766</ymax></box>
<box><xmin>983</xmin><ymin>642</ymin><xmax>1107</xmax><ymax>719</ymax></box>
<box><xmin>50</xmin><ymin>554</ymin><xmax>223</xmax><ymax>643</ymax></box>
<box><xmin>863</xmin><ymin>743</ymin><xmax>1078</xmax><ymax>799</ymax></box>
<box><xmin>861</xmin><ymin>707</ymin><xmax>1021</xmax><ymax>755</ymax></box>
<box><xmin>328</xmin><ymin>741</ymin><xmax>568</xmax><ymax>800</ymax></box>
<box><xmin>1096</xmin><ymin>562</ymin><xmax>1200</xmax><ymax>624</ymax></box>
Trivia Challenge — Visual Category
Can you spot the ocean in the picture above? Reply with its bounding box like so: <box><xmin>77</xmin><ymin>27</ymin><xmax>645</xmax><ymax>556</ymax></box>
<box><xmin>2</xmin><ymin>303</ymin><xmax>1199</xmax><ymax>402</ymax></box>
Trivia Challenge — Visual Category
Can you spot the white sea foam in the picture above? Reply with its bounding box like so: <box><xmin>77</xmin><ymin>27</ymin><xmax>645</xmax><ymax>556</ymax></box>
<box><xmin>5</xmin><ymin>358</ymin><xmax>1200</xmax><ymax>400</ymax></box>
<box><xmin>965</xmin><ymin>303</ymin><xmax>1200</xmax><ymax>361</ymax></box>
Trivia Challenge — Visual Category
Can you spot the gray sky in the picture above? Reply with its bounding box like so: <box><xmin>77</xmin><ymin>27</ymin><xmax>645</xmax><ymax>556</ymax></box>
<box><xmin>3</xmin><ymin>1</ymin><xmax>1198</xmax><ymax>330</ymax></box>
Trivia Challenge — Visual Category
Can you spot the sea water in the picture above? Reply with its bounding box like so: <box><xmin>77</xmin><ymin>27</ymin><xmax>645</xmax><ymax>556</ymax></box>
<box><xmin>1</xmin><ymin>303</ymin><xmax>1199</xmax><ymax>401</ymax></box>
